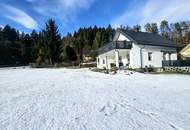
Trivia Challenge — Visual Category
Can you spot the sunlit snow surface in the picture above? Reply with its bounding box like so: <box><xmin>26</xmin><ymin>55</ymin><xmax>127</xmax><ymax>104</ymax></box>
<box><xmin>0</xmin><ymin>67</ymin><xmax>189</xmax><ymax>130</ymax></box>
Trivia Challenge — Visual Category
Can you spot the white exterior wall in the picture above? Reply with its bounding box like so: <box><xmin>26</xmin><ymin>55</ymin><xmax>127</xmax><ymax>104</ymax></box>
<box><xmin>129</xmin><ymin>44</ymin><xmax>178</xmax><ymax>68</ymax></box>
<box><xmin>97</xmin><ymin>49</ymin><xmax>130</xmax><ymax>69</ymax></box>
<box><xmin>107</xmin><ymin>58</ymin><xmax>115</xmax><ymax>69</ymax></box>
<box><xmin>141</xmin><ymin>49</ymin><xmax>163</xmax><ymax>67</ymax></box>
<box><xmin>115</xmin><ymin>51</ymin><xmax>119</xmax><ymax>68</ymax></box>
<box><xmin>117</xmin><ymin>33</ymin><xmax>130</xmax><ymax>41</ymax></box>
<box><xmin>129</xmin><ymin>44</ymin><xmax>141</xmax><ymax>68</ymax></box>
<box><xmin>97</xmin><ymin>45</ymin><xmax>178</xmax><ymax>69</ymax></box>
<box><xmin>118</xmin><ymin>49</ymin><xmax>130</xmax><ymax>67</ymax></box>
<box><xmin>171</xmin><ymin>53</ymin><xmax>177</xmax><ymax>60</ymax></box>
<box><xmin>97</xmin><ymin>32</ymin><xmax>178</xmax><ymax>69</ymax></box>
<box><xmin>97</xmin><ymin>51</ymin><xmax>115</xmax><ymax>69</ymax></box>
<box><xmin>139</xmin><ymin>45</ymin><xmax>177</xmax><ymax>68</ymax></box>
<box><xmin>97</xmin><ymin>56</ymin><xmax>106</xmax><ymax>69</ymax></box>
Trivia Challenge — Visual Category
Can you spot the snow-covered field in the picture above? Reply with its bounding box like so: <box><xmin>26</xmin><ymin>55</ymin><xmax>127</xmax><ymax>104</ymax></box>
<box><xmin>0</xmin><ymin>67</ymin><xmax>190</xmax><ymax>130</ymax></box>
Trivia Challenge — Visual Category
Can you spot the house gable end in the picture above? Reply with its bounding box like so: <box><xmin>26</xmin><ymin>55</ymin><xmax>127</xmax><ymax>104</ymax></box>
<box><xmin>114</xmin><ymin>30</ymin><xmax>138</xmax><ymax>43</ymax></box>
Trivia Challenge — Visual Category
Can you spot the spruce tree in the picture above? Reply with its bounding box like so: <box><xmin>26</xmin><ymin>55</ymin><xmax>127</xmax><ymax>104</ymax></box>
<box><xmin>43</xmin><ymin>19</ymin><xmax>61</xmax><ymax>64</ymax></box>
<box><xmin>92</xmin><ymin>31</ymin><xmax>101</xmax><ymax>60</ymax></box>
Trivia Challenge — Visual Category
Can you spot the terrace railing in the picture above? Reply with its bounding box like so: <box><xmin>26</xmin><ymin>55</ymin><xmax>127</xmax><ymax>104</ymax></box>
<box><xmin>162</xmin><ymin>60</ymin><xmax>190</xmax><ymax>67</ymax></box>
<box><xmin>98</xmin><ymin>41</ymin><xmax>132</xmax><ymax>54</ymax></box>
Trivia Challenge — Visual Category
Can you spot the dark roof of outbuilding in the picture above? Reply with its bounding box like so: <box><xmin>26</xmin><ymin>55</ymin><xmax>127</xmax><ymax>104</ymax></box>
<box><xmin>118</xmin><ymin>30</ymin><xmax>181</xmax><ymax>48</ymax></box>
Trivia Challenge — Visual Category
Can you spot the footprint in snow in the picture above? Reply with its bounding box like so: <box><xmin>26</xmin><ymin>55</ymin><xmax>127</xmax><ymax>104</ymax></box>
<box><xmin>72</xmin><ymin>102</ymin><xmax>76</xmax><ymax>106</ymax></box>
<box><xmin>99</xmin><ymin>102</ymin><xmax>118</xmax><ymax>116</ymax></box>
<box><xmin>99</xmin><ymin>106</ymin><xmax>105</xmax><ymax>112</ymax></box>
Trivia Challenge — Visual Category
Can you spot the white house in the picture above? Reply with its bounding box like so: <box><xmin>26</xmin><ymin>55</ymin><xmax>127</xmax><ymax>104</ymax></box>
<box><xmin>97</xmin><ymin>30</ymin><xmax>180</xmax><ymax>69</ymax></box>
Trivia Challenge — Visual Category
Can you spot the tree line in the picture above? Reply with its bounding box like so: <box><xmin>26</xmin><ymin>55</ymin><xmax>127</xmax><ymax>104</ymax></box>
<box><xmin>0</xmin><ymin>19</ymin><xmax>190</xmax><ymax>66</ymax></box>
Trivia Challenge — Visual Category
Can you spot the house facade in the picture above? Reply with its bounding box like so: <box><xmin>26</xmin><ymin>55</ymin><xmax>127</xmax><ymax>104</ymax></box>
<box><xmin>97</xmin><ymin>30</ymin><xmax>179</xmax><ymax>69</ymax></box>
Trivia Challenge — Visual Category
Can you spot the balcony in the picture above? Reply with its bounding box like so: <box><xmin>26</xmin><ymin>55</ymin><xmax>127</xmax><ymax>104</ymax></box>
<box><xmin>98</xmin><ymin>41</ymin><xmax>132</xmax><ymax>54</ymax></box>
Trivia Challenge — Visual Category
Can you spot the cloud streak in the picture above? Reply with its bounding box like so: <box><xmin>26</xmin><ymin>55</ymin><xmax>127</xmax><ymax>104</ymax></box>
<box><xmin>27</xmin><ymin>0</ymin><xmax>95</xmax><ymax>25</ymax></box>
<box><xmin>141</xmin><ymin>0</ymin><xmax>190</xmax><ymax>24</ymax></box>
<box><xmin>111</xmin><ymin>0</ymin><xmax>190</xmax><ymax>27</ymax></box>
<box><xmin>2</xmin><ymin>4</ymin><xmax>38</xmax><ymax>29</ymax></box>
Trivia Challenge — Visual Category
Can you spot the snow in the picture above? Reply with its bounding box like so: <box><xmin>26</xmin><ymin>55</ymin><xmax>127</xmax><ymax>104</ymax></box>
<box><xmin>0</xmin><ymin>67</ymin><xmax>190</xmax><ymax>130</ymax></box>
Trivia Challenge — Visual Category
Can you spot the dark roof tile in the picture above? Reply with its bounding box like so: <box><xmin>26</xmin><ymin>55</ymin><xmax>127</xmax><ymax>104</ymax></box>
<box><xmin>119</xmin><ymin>30</ymin><xmax>181</xmax><ymax>47</ymax></box>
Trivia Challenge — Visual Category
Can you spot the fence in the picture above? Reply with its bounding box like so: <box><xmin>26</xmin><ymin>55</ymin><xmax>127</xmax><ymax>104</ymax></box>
<box><xmin>162</xmin><ymin>60</ymin><xmax>190</xmax><ymax>67</ymax></box>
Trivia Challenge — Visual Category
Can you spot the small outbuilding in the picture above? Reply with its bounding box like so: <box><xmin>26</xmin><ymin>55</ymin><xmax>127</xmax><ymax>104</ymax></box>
<box><xmin>180</xmin><ymin>43</ymin><xmax>190</xmax><ymax>60</ymax></box>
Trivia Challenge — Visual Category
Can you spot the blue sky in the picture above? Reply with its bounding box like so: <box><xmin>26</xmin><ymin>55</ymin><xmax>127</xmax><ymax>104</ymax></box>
<box><xmin>0</xmin><ymin>0</ymin><xmax>190</xmax><ymax>36</ymax></box>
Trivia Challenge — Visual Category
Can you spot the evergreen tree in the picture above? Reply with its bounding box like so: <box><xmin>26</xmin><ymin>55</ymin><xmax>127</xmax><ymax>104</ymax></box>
<box><xmin>106</xmin><ymin>24</ymin><xmax>114</xmax><ymax>41</ymax></box>
<box><xmin>160</xmin><ymin>20</ymin><xmax>170</xmax><ymax>38</ymax></box>
<box><xmin>60</xmin><ymin>33</ymin><xmax>75</xmax><ymax>61</ymax></box>
<box><xmin>1</xmin><ymin>19</ymin><xmax>190</xmax><ymax>66</ymax></box>
<box><xmin>118</xmin><ymin>25</ymin><xmax>131</xmax><ymax>32</ymax></box>
<box><xmin>144</xmin><ymin>23</ymin><xmax>152</xmax><ymax>33</ymax></box>
<box><xmin>132</xmin><ymin>24</ymin><xmax>141</xmax><ymax>32</ymax></box>
<box><xmin>92</xmin><ymin>31</ymin><xmax>101</xmax><ymax>60</ymax></box>
<box><xmin>43</xmin><ymin>19</ymin><xmax>62</xmax><ymax>64</ymax></box>
<box><xmin>144</xmin><ymin>23</ymin><xmax>158</xmax><ymax>33</ymax></box>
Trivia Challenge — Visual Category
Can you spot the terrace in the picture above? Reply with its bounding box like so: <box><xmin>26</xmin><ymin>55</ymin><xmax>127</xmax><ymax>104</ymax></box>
<box><xmin>98</xmin><ymin>41</ymin><xmax>132</xmax><ymax>54</ymax></box>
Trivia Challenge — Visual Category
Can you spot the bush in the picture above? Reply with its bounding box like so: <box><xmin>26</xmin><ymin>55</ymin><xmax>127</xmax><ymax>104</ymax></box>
<box><xmin>144</xmin><ymin>65</ymin><xmax>154</xmax><ymax>72</ymax></box>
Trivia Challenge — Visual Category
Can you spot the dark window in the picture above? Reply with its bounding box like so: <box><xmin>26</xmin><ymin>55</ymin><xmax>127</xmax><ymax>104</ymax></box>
<box><xmin>119</xmin><ymin>56</ymin><xmax>122</xmax><ymax>61</ymax></box>
<box><xmin>163</xmin><ymin>53</ymin><xmax>166</xmax><ymax>61</ymax></box>
<box><xmin>148</xmin><ymin>52</ymin><xmax>152</xmax><ymax>61</ymax></box>
<box><xmin>103</xmin><ymin>59</ymin><xmax>105</xmax><ymax>64</ymax></box>
<box><xmin>169</xmin><ymin>53</ymin><xmax>171</xmax><ymax>61</ymax></box>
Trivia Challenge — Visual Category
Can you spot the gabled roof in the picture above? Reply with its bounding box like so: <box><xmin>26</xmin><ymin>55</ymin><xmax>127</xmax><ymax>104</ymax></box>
<box><xmin>118</xmin><ymin>30</ymin><xmax>181</xmax><ymax>48</ymax></box>
<box><xmin>180</xmin><ymin>43</ymin><xmax>190</xmax><ymax>57</ymax></box>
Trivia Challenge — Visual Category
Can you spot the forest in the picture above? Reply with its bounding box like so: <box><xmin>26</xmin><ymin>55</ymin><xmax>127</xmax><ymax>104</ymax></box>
<box><xmin>0</xmin><ymin>19</ymin><xmax>190</xmax><ymax>66</ymax></box>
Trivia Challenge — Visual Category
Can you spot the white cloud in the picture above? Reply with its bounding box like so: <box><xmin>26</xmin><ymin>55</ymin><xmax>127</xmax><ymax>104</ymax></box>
<box><xmin>0</xmin><ymin>25</ymin><xmax>4</xmax><ymax>28</ymax></box>
<box><xmin>25</xmin><ymin>0</ymin><xmax>35</xmax><ymax>2</ymax></box>
<box><xmin>29</xmin><ymin>0</ymin><xmax>95</xmax><ymax>25</ymax></box>
<box><xmin>111</xmin><ymin>0</ymin><xmax>190</xmax><ymax>27</ymax></box>
<box><xmin>111</xmin><ymin>11</ymin><xmax>137</xmax><ymax>28</ymax></box>
<box><xmin>59</xmin><ymin>0</ymin><xmax>94</xmax><ymax>9</ymax></box>
<box><xmin>2</xmin><ymin>5</ymin><xmax>38</xmax><ymax>29</ymax></box>
<box><xmin>140</xmin><ymin>0</ymin><xmax>190</xmax><ymax>24</ymax></box>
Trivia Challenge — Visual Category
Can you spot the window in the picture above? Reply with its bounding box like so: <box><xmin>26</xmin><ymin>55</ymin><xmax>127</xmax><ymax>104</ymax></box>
<box><xmin>119</xmin><ymin>56</ymin><xmax>122</xmax><ymax>62</ymax></box>
<box><xmin>163</xmin><ymin>53</ymin><xmax>166</xmax><ymax>61</ymax></box>
<box><xmin>126</xmin><ymin>53</ymin><xmax>130</xmax><ymax>62</ymax></box>
<box><xmin>169</xmin><ymin>53</ymin><xmax>171</xmax><ymax>61</ymax></box>
<box><xmin>148</xmin><ymin>52</ymin><xmax>152</xmax><ymax>61</ymax></box>
<box><xmin>102</xmin><ymin>59</ymin><xmax>105</xmax><ymax>64</ymax></box>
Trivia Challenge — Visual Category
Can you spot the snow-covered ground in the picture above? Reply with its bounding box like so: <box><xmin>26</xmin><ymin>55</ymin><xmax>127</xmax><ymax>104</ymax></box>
<box><xmin>0</xmin><ymin>67</ymin><xmax>190</xmax><ymax>130</ymax></box>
